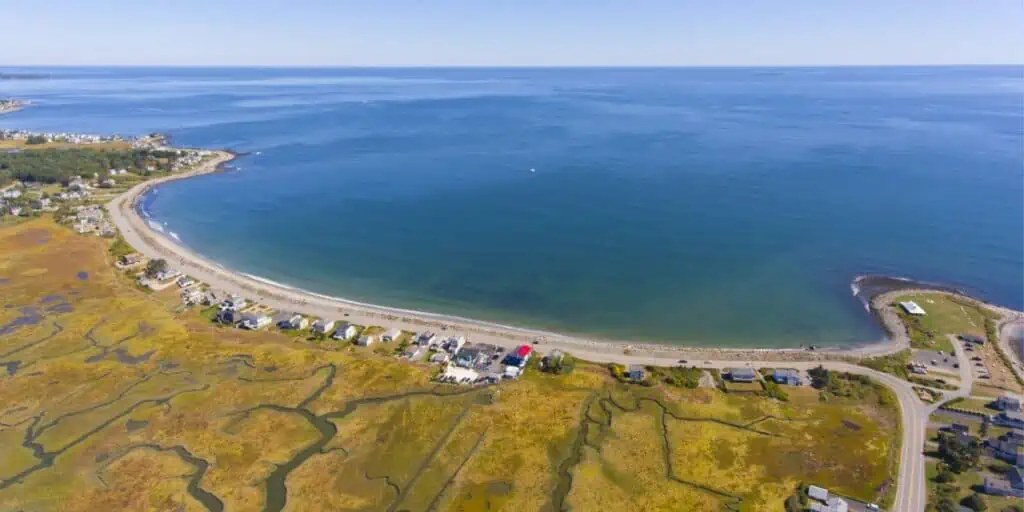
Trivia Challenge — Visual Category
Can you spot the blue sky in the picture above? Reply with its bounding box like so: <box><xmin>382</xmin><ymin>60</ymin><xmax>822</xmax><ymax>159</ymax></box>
<box><xmin>1</xmin><ymin>0</ymin><xmax>1021</xmax><ymax>66</ymax></box>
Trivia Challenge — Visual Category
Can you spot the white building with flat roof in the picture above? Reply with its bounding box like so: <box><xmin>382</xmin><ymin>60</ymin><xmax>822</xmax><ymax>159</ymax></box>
<box><xmin>899</xmin><ymin>301</ymin><xmax>926</xmax><ymax>316</ymax></box>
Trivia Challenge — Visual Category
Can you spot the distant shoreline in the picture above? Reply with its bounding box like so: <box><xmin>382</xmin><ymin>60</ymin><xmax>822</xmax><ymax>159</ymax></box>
<box><xmin>104</xmin><ymin>149</ymin><xmax>953</xmax><ymax>362</ymax></box>
<box><xmin>0</xmin><ymin>99</ymin><xmax>29</xmax><ymax>115</ymax></box>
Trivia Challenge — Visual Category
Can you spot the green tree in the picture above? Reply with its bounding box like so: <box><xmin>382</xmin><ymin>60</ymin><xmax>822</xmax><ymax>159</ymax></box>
<box><xmin>934</xmin><ymin>470</ymin><xmax>956</xmax><ymax>483</ymax></box>
<box><xmin>936</xmin><ymin>497</ymin><xmax>959</xmax><ymax>512</ymax></box>
<box><xmin>145</xmin><ymin>258</ymin><xmax>168</xmax><ymax>278</ymax></box>
<box><xmin>961</xmin><ymin>493</ymin><xmax>987</xmax><ymax>511</ymax></box>
<box><xmin>937</xmin><ymin>433</ymin><xmax>980</xmax><ymax>473</ymax></box>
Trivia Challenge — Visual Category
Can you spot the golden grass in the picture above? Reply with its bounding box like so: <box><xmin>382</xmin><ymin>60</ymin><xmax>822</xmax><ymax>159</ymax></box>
<box><xmin>0</xmin><ymin>218</ymin><xmax>900</xmax><ymax>512</ymax></box>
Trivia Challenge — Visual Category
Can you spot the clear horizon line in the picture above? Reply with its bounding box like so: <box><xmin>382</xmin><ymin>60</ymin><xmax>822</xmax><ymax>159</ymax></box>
<box><xmin>2</xmin><ymin>63</ymin><xmax>1023</xmax><ymax>70</ymax></box>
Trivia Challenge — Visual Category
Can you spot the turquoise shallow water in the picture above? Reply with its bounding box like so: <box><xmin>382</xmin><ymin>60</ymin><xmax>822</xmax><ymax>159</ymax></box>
<box><xmin>2</xmin><ymin>67</ymin><xmax>1022</xmax><ymax>347</ymax></box>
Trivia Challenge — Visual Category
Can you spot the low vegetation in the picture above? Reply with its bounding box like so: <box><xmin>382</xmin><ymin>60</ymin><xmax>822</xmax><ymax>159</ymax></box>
<box><xmin>859</xmin><ymin>349</ymin><xmax>911</xmax><ymax>380</ymax></box>
<box><xmin>0</xmin><ymin>147</ymin><xmax>176</xmax><ymax>186</ymax></box>
<box><xmin>0</xmin><ymin>218</ymin><xmax>903</xmax><ymax>511</ymax></box>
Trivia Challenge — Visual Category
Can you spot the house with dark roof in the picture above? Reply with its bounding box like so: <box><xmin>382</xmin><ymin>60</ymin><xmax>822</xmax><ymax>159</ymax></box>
<box><xmin>993</xmin><ymin>410</ymin><xmax>1024</xmax><ymax>430</ymax></box>
<box><xmin>772</xmin><ymin>369</ymin><xmax>803</xmax><ymax>386</ymax></box>
<box><xmin>502</xmin><ymin>345</ymin><xmax>533</xmax><ymax>369</ymax></box>
<box><xmin>216</xmin><ymin>309</ymin><xmax>243</xmax><ymax>325</ymax></box>
<box><xmin>983</xmin><ymin>466</ymin><xmax>1023</xmax><ymax>498</ymax></box>
<box><xmin>729</xmin><ymin>368</ymin><xmax>757</xmax><ymax>383</ymax></box>
<box><xmin>995</xmin><ymin>394</ymin><xmax>1021</xmax><ymax>412</ymax></box>
<box><xmin>627</xmin><ymin>365</ymin><xmax>646</xmax><ymax>381</ymax></box>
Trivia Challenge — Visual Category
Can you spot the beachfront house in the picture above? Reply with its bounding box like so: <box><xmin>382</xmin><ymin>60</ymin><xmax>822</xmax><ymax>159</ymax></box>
<box><xmin>772</xmin><ymin>369</ymin><xmax>803</xmax><ymax>386</ymax></box>
<box><xmin>429</xmin><ymin>352</ymin><xmax>450</xmax><ymax>364</ymax></box>
<box><xmin>216</xmin><ymin>309</ymin><xmax>243</xmax><ymax>325</ymax></box>
<box><xmin>181</xmin><ymin>288</ymin><xmax>204</xmax><ymax>305</ymax></box>
<box><xmin>240</xmin><ymin>313</ymin><xmax>272</xmax><ymax>330</ymax></box>
<box><xmin>332</xmin><ymin>323</ymin><xmax>359</xmax><ymax>341</ymax></box>
<box><xmin>119</xmin><ymin>253</ymin><xmax>144</xmax><ymax>267</ymax></box>
<box><xmin>402</xmin><ymin>346</ymin><xmax>422</xmax><ymax>359</ymax></box>
<box><xmin>221</xmin><ymin>296</ymin><xmax>247</xmax><ymax>311</ymax></box>
<box><xmin>441</xmin><ymin>336</ymin><xmax>466</xmax><ymax>354</ymax></box>
<box><xmin>155</xmin><ymin>269</ymin><xmax>182</xmax><ymax>281</ymax></box>
<box><xmin>356</xmin><ymin>334</ymin><xmax>377</xmax><ymax>347</ymax></box>
<box><xmin>278</xmin><ymin>314</ymin><xmax>308</xmax><ymax>331</ymax></box>
<box><xmin>898</xmin><ymin>301</ymin><xmax>927</xmax><ymax>316</ymax></box>
<box><xmin>728</xmin><ymin>368</ymin><xmax>758</xmax><ymax>383</ymax></box>
<box><xmin>177</xmin><ymin>276</ymin><xmax>195</xmax><ymax>288</ymax></box>
<box><xmin>311</xmin><ymin>319</ymin><xmax>335</xmax><ymax>335</ymax></box>
<box><xmin>502</xmin><ymin>345</ymin><xmax>533</xmax><ymax>369</ymax></box>
<box><xmin>627</xmin><ymin>365</ymin><xmax>646</xmax><ymax>381</ymax></box>
<box><xmin>382</xmin><ymin>329</ymin><xmax>402</xmax><ymax>343</ymax></box>
<box><xmin>455</xmin><ymin>347</ymin><xmax>483</xmax><ymax>369</ymax></box>
<box><xmin>995</xmin><ymin>394</ymin><xmax>1021</xmax><ymax>412</ymax></box>
<box><xmin>416</xmin><ymin>332</ymin><xmax>438</xmax><ymax>347</ymax></box>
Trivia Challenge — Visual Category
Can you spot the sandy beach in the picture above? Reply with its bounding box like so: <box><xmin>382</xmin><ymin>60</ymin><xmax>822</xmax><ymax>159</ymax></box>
<box><xmin>105</xmin><ymin>150</ymin><xmax>1021</xmax><ymax>366</ymax></box>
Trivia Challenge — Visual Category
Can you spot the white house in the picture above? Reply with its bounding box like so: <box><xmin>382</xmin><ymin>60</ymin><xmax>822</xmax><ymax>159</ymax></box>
<box><xmin>382</xmin><ymin>329</ymin><xmax>402</xmax><ymax>343</ymax></box>
<box><xmin>899</xmin><ymin>301</ymin><xmax>926</xmax><ymax>316</ymax></box>
<box><xmin>332</xmin><ymin>324</ymin><xmax>359</xmax><ymax>340</ymax></box>
<box><xmin>2</xmin><ymin>189</ymin><xmax>21</xmax><ymax>199</ymax></box>
<box><xmin>241</xmin><ymin>313</ymin><xmax>272</xmax><ymax>330</ymax></box>
<box><xmin>807</xmin><ymin>486</ymin><xmax>828</xmax><ymax>502</ymax></box>
<box><xmin>278</xmin><ymin>314</ymin><xmax>308</xmax><ymax>330</ymax></box>
<box><xmin>311</xmin><ymin>319</ymin><xmax>336</xmax><ymax>335</ymax></box>
<box><xmin>356</xmin><ymin>334</ymin><xmax>377</xmax><ymax>347</ymax></box>
<box><xmin>429</xmin><ymin>352</ymin><xmax>450</xmax><ymax>364</ymax></box>
<box><xmin>180</xmin><ymin>288</ymin><xmax>204</xmax><ymax>305</ymax></box>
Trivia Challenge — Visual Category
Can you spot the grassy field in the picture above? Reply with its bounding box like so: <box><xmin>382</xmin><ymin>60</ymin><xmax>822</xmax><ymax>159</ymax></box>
<box><xmin>891</xmin><ymin>292</ymin><xmax>994</xmax><ymax>354</ymax></box>
<box><xmin>0</xmin><ymin>218</ymin><xmax>902</xmax><ymax>511</ymax></box>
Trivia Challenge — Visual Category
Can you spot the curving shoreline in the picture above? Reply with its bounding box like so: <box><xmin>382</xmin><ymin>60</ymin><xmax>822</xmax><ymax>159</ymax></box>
<box><xmin>106</xmin><ymin>149</ymin><xmax>1017</xmax><ymax>364</ymax></box>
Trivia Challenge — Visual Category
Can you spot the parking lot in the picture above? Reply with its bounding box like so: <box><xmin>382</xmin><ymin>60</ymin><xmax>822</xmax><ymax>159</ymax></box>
<box><xmin>437</xmin><ymin>342</ymin><xmax>512</xmax><ymax>385</ymax></box>
<box><xmin>910</xmin><ymin>349</ymin><xmax>958</xmax><ymax>374</ymax></box>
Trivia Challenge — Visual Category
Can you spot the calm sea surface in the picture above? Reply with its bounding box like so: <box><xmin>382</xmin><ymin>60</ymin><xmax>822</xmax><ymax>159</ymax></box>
<box><xmin>2</xmin><ymin>67</ymin><xmax>1022</xmax><ymax>347</ymax></box>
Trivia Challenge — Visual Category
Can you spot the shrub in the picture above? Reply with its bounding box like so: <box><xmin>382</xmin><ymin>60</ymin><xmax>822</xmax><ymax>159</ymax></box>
<box><xmin>934</xmin><ymin>470</ymin><xmax>956</xmax><ymax>483</ymax></box>
<box><xmin>961</xmin><ymin>492</ymin><xmax>987</xmax><ymax>511</ymax></box>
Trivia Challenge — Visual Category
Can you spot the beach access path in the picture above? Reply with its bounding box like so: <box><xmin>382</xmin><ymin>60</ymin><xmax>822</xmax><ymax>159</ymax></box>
<box><xmin>104</xmin><ymin>148</ymin><xmax>1020</xmax><ymax>512</ymax></box>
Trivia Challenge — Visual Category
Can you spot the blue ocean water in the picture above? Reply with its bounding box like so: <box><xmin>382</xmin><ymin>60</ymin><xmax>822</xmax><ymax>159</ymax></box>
<box><xmin>2</xmin><ymin>67</ymin><xmax>1022</xmax><ymax>347</ymax></box>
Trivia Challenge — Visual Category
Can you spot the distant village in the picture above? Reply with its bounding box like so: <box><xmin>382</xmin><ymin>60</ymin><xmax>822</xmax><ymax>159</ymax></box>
<box><xmin>0</xmin><ymin>127</ymin><xmax>169</xmax><ymax>148</ymax></box>
<box><xmin>1</xmin><ymin>130</ymin><xmax>214</xmax><ymax>220</ymax></box>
